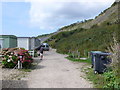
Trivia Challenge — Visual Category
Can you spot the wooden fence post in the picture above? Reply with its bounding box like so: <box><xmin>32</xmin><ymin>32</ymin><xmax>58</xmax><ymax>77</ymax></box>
<box><xmin>78</xmin><ymin>52</ymin><xmax>80</xmax><ymax>59</ymax></box>
<box><xmin>72</xmin><ymin>51</ymin><xmax>75</xmax><ymax>58</ymax></box>
<box><xmin>84</xmin><ymin>50</ymin><xmax>86</xmax><ymax>56</ymax></box>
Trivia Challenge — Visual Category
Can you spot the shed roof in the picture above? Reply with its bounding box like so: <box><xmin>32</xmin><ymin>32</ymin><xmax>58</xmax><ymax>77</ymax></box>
<box><xmin>0</xmin><ymin>35</ymin><xmax>17</xmax><ymax>38</ymax></box>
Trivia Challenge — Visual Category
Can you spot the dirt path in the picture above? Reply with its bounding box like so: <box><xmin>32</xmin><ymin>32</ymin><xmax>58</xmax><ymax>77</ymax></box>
<box><xmin>27</xmin><ymin>49</ymin><xmax>93</xmax><ymax>88</ymax></box>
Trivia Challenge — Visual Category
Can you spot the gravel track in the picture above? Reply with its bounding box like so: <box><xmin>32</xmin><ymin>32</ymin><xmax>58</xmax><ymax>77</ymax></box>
<box><xmin>0</xmin><ymin>49</ymin><xmax>93</xmax><ymax>88</ymax></box>
<box><xmin>27</xmin><ymin>49</ymin><xmax>93</xmax><ymax>88</ymax></box>
<box><xmin>2</xmin><ymin>68</ymin><xmax>28</xmax><ymax>88</ymax></box>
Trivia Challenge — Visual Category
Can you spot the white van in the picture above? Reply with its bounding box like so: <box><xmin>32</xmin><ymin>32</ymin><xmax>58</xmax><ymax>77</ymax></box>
<box><xmin>41</xmin><ymin>43</ymin><xmax>49</xmax><ymax>51</ymax></box>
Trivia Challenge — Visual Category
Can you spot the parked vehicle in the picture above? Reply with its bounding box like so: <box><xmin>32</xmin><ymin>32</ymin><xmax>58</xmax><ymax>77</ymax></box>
<box><xmin>41</xmin><ymin>43</ymin><xmax>49</xmax><ymax>51</ymax></box>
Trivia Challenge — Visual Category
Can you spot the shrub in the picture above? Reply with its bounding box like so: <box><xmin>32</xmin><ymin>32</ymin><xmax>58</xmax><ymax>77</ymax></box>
<box><xmin>103</xmin><ymin>71</ymin><xmax>120</xmax><ymax>88</ymax></box>
<box><xmin>107</xmin><ymin>36</ymin><xmax>120</xmax><ymax>77</ymax></box>
<box><xmin>1</xmin><ymin>48</ymin><xmax>33</xmax><ymax>68</ymax></box>
<box><xmin>106</xmin><ymin>36</ymin><xmax>120</xmax><ymax>88</ymax></box>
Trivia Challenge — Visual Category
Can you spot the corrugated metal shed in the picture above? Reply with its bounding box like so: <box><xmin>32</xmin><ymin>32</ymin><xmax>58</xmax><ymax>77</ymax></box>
<box><xmin>0</xmin><ymin>35</ymin><xmax>17</xmax><ymax>49</ymax></box>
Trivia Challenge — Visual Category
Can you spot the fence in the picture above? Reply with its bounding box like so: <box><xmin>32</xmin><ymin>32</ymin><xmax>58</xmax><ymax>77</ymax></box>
<box><xmin>69</xmin><ymin>50</ymin><xmax>80</xmax><ymax>58</ymax></box>
<box><xmin>69</xmin><ymin>50</ymin><xmax>90</xmax><ymax>58</ymax></box>
<box><xmin>28</xmin><ymin>50</ymin><xmax>35</xmax><ymax>57</ymax></box>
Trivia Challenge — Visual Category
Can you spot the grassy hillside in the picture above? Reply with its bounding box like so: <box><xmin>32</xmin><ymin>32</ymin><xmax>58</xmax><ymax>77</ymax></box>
<box><xmin>46</xmin><ymin>2</ymin><xmax>119</xmax><ymax>56</ymax></box>
<box><xmin>37</xmin><ymin>34</ymin><xmax>50</xmax><ymax>38</ymax></box>
<box><xmin>58</xmin><ymin>2</ymin><xmax>118</xmax><ymax>31</ymax></box>
<box><xmin>46</xmin><ymin>24</ymin><xmax>118</xmax><ymax>55</ymax></box>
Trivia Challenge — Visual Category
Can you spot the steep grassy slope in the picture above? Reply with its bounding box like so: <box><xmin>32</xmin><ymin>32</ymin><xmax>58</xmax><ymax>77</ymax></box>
<box><xmin>46</xmin><ymin>2</ymin><xmax>119</xmax><ymax>56</ymax></box>
<box><xmin>46</xmin><ymin>24</ymin><xmax>118</xmax><ymax>55</ymax></box>
<box><xmin>59</xmin><ymin>2</ymin><xmax>118</xmax><ymax>31</ymax></box>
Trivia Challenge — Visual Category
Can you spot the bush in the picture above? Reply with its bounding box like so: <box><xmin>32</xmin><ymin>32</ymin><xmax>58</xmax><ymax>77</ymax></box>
<box><xmin>1</xmin><ymin>48</ymin><xmax>33</xmax><ymax>68</ymax></box>
<box><xmin>106</xmin><ymin>36</ymin><xmax>120</xmax><ymax>88</ymax></box>
<box><xmin>103</xmin><ymin>71</ymin><xmax>120</xmax><ymax>89</ymax></box>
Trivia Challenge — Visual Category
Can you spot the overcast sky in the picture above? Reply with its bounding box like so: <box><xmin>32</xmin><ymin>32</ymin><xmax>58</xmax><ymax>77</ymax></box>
<box><xmin>1</xmin><ymin>0</ymin><xmax>115</xmax><ymax>37</ymax></box>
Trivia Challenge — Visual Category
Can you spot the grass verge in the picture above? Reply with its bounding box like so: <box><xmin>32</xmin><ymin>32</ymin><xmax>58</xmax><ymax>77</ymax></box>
<box><xmin>66</xmin><ymin>56</ymin><xmax>91</xmax><ymax>64</ymax></box>
<box><xmin>67</xmin><ymin>56</ymin><xmax>120</xmax><ymax>88</ymax></box>
<box><xmin>82</xmin><ymin>66</ymin><xmax>105</xmax><ymax>88</ymax></box>
<box><xmin>83</xmin><ymin>66</ymin><xmax>120</xmax><ymax>88</ymax></box>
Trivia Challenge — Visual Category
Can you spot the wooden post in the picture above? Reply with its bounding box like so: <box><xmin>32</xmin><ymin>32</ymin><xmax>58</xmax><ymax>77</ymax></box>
<box><xmin>69</xmin><ymin>50</ymin><xmax>70</xmax><ymax>55</ymax></box>
<box><xmin>78</xmin><ymin>51</ymin><xmax>80</xmax><ymax>59</ymax></box>
<box><xmin>72</xmin><ymin>51</ymin><xmax>75</xmax><ymax>58</ymax></box>
<box><xmin>77</xmin><ymin>50</ymin><xmax>79</xmax><ymax>58</ymax></box>
<box><xmin>84</xmin><ymin>50</ymin><xmax>86</xmax><ymax>56</ymax></box>
<box><xmin>72</xmin><ymin>51</ymin><xmax>74</xmax><ymax>58</ymax></box>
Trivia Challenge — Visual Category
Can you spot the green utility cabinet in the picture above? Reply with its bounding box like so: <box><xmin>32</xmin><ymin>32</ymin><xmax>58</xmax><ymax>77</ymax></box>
<box><xmin>0</xmin><ymin>35</ymin><xmax>17</xmax><ymax>48</ymax></box>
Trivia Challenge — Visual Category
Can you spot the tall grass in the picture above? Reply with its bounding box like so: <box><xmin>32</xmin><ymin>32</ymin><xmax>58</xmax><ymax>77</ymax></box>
<box><xmin>82</xmin><ymin>36</ymin><xmax>120</xmax><ymax>88</ymax></box>
<box><xmin>103</xmin><ymin>36</ymin><xmax>120</xmax><ymax>88</ymax></box>
<box><xmin>107</xmin><ymin>36</ymin><xmax>120</xmax><ymax>79</ymax></box>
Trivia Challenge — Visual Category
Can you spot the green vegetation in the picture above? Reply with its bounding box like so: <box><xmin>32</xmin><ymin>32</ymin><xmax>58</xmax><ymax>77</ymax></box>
<box><xmin>45</xmin><ymin>2</ymin><xmax>120</xmax><ymax>89</ymax></box>
<box><xmin>67</xmin><ymin>51</ymin><xmax>120</xmax><ymax>88</ymax></box>
<box><xmin>1</xmin><ymin>48</ymin><xmax>33</xmax><ymax>68</ymax></box>
<box><xmin>66</xmin><ymin>56</ymin><xmax>91</xmax><ymax>64</ymax></box>
<box><xmin>46</xmin><ymin>23</ymin><xmax>118</xmax><ymax>56</ymax></box>
<box><xmin>67</xmin><ymin>55</ymin><xmax>119</xmax><ymax>88</ymax></box>
<box><xmin>83</xmin><ymin>66</ymin><xmax>120</xmax><ymax>88</ymax></box>
<box><xmin>46</xmin><ymin>1</ymin><xmax>119</xmax><ymax>55</ymax></box>
<box><xmin>37</xmin><ymin>34</ymin><xmax>49</xmax><ymax>38</ymax></box>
